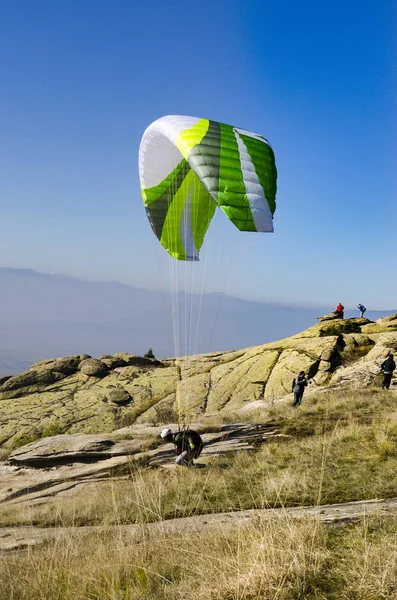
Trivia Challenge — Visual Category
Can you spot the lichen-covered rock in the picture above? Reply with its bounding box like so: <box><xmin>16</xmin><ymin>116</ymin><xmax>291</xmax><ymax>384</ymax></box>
<box><xmin>0</xmin><ymin>355</ymin><xmax>87</xmax><ymax>395</ymax></box>
<box><xmin>8</xmin><ymin>434</ymin><xmax>118</xmax><ymax>466</ymax></box>
<box><xmin>0</xmin><ymin>369</ymin><xmax>66</xmax><ymax>395</ymax></box>
<box><xmin>175</xmin><ymin>350</ymin><xmax>245</xmax><ymax>378</ymax></box>
<box><xmin>0</xmin><ymin>354</ymin><xmax>92</xmax><ymax>398</ymax></box>
<box><xmin>106</xmin><ymin>387</ymin><xmax>132</xmax><ymax>405</ymax></box>
<box><xmin>79</xmin><ymin>359</ymin><xmax>109</xmax><ymax>377</ymax></box>
<box><xmin>264</xmin><ymin>349</ymin><xmax>319</xmax><ymax>400</ymax></box>
<box><xmin>294</xmin><ymin>318</ymin><xmax>370</xmax><ymax>339</ymax></box>
<box><xmin>329</xmin><ymin>331</ymin><xmax>397</xmax><ymax>389</ymax></box>
<box><xmin>206</xmin><ymin>349</ymin><xmax>280</xmax><ymax>412</ymax></box>
<box><xmin>30</xmin><ymin>355</ymin><xmax>89</xmax><ymax>373</ymax></box>
<box><xmin>100</xmin><ymin>356</ymin><xmax>127</xmax><ymax>369</ymax></box>
<box><xmin>112</xmin><ymin>352</ymin><xmax>163</xmax><ymax>367</ymax></box>
<box><xmin>330</xmin><ymin>363</ymin><xmax>382</xmax><ymax>388</ymax></box>
<box><xmin>362</xmin><ymin>313</ymin><xmax>397</xmax><ymax>333</ymax></box>
<box><xmin>135</xmin><ymin>393</ymin><xmax>177</xmax><ymax>424</ymax></box>
<box><xmin>317</xmin><ymin>312</ymin><xmax>340</xmax><ymax>322</ymax></box>
<box><xmin>359</xmin><ymin>332</ymin><xmax>397</xmax><ymax>363</ymax></box>
<box><xmin>2</xmin><ymin>314</ymin><xmax>397</xmax><ymax>450</ymax></box>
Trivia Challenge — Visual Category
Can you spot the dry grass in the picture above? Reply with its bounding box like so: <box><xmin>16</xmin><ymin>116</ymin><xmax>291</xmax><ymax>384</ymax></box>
<box><xmin>1</xmin><ymin>411</ymin><xmax>396</xmax><ymax>528</ymax></box>
<box><xmin>0</xmin><ymin>515</ymin><xmax>395</xmax><ymax>599</ymax></box>
<box><xmin>314</xmin><ymin>516</ymin><xmax>397</xmax><ymax>599</ymax></box>
<box><xmin>212</xmin><ymin>387</ymin><xmax>397</xmax><ymax>432</ymax></box>
<box><xmin>0</xmin><ymin>517</ymin><xmax>333</xmax><ymax>600</ymax></box>
<box><xmin>0</xmin><ymin>389</ymin><xmax>396</xmax><ymax>598</ymax></box>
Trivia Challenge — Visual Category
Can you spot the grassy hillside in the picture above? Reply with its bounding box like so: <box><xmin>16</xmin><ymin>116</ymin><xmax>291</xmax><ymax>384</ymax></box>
<box><xmin>0</xmin><ymin>388</ymin><xmax>396</xmax><ymax>599</ymax></box>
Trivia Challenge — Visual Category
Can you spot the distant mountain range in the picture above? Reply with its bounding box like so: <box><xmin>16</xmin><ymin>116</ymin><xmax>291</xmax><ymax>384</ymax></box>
<box><xmin>0</xmin><ymin>268</ymin><xmax>394</xmax><ymax>376</ymax></box>
<box><xmin>0</xmin><ymin>355</ymin><xmax>32</xmax><ymax>377</ymax></box>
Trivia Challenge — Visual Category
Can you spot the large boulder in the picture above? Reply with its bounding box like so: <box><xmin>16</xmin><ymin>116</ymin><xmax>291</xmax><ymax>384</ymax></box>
<box><xmin>105</xmin><ymin>387</ymin><xmax>132</xmax><ymax>405</ymax></box>
<box><xmin>100</xmin><ymin>356</ymin><xmax>128</xmax><ymax>369</ymax></box>
<box><xmin>79</xmin><ymin>359</ymin><xmax>109</xmax><ymax>377</ymax></box>
<box><xmin>330</xmin><ymin>362</ymin><xmax>381</xmax><ymax>388</ymax></box>
<box><xmin>330</xmin><ymin>331</ymin><xmax>397</xmax><ymax>389</ymax></box>
<box><xmin>360</xmin><ymin>332</ymin><xmax>397</xmax><ymax>363</ymax></box>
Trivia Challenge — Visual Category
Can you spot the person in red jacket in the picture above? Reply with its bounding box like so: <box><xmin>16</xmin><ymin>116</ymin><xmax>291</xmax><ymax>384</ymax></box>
<box><xmin>335</xmin><ymin>303</ymin><xmax>344</xmax><ymax>319</ymax></box>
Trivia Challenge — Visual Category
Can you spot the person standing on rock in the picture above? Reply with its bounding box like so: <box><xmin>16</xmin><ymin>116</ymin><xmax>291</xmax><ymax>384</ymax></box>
<box><xmin>292</xmin><ymin>371</ymin><xmax>308</xmax><ymax>407</ymax></box>
<box><xmin>357</xmin><ymin>303</ymin><xmax>366</xmax><ymax>318</ymax></box>
<box><xmin>381</xmin><ymin>354</ymin><xmax>396</xmax><ymax>390</ymax></box>
<box><xmin>160</xmin><ymin>428</ymin><xmax>204</xmax><ymax>466</ymax></box>
<box><xmin>335</xmin><ymin>303</ymin><xmax>344</xmax><ymax>319</ymax></box>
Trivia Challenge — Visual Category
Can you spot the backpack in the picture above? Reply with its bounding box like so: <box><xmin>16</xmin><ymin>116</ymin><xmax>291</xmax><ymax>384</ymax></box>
<box><xmin>292</xmin><ymin>378</ymin><xmax>300</xmax><ymax>393</ymax></box>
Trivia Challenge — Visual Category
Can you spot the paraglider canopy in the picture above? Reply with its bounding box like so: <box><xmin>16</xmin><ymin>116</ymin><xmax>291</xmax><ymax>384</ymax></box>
<box><xmin>139</xmin><ymin>115</ymin><xmax>277</xmax><ymax>261</ymax></box>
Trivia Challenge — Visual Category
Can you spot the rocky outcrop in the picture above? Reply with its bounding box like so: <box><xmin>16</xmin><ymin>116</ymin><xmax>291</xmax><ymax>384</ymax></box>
<box><xmin>1</xmin><ymin>316</ymin><xmax>396</xmax><ymax>448</ymax></box>
<box><xmin>79</xmin><ymin>359</ymin><xmax>109</xmax><ymax>377</ymax></box>
<box><xmin>105</xmin><ymin>386</ymin><xmax>132</xmax><ymax>405</ymax></box>
<box><xmin>100</xmin><ymin>356</ymin><xmax>127</xmax><ymax>369</ymax></box>
<box><xmin>0</xmin><ymin>355</ymin><xmax>88</xmax><ymax>398</ymax></box>
<box><xmin>362</xmin><ymin>313</ymin><xmax>397</xmax><ymax>334</ymax></box>
<box><xmin>330</xmin><ymin>330</ymin><xmax>397</xmax><ymax>388</ymax></box>
<box><xmin>317</xmin><ymin>311</ymin><xmax>340</xmax><ymax>322</ymax></box>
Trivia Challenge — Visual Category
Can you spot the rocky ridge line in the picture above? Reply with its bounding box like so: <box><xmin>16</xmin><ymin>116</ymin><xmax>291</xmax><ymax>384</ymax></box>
<box><xmin>0</xmin><ymin>315</ymin><xmax>396</xmax><ymax>449</ymax></box>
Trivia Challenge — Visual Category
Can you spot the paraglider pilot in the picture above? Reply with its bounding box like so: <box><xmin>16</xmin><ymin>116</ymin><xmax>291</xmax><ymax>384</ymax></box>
<box><xmin>160</xmin><ymin>428</ymin><xmax>204</xmax><ymax>467</ymax></box>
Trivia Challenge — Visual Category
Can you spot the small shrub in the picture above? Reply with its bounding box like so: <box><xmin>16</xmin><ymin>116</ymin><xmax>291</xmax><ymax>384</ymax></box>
<box><xmin>139</xmin><ymin>435</ymin><xmax>161</xmax><ymax>452</ymax></box>
<box><xmin>0</xmin><ymin>447</ymin><xmax>11</xmax><ymax>461</ymax></box>
<box><xmin>118</xmin><ymin>410</ymin><xmax>137</xmax><ymax>428</ymax></box>
<box><xmin>319</xmin><ymin>320</ymin><xmax>361</xmax><ymax>337</ymax></box>
<box><xmin>117</xmin><ymin>398</ymin><xmax>157</xmax><ymax>427</ymax></box>
<box><xmin>375</xmin><ymin>433</ymin><xmax>395</xmax><ymax>461</ymax></box>
<box><xmin>152</xmin><ymin>404</ymin><xmax>179</xmax><ymax>425</ymax></box>
<box><xmin>41</xmin><ymin>422</ymin><xmax>66</xmax><ymax>438</ymax></box>
<box><xmin>342</xmin><ymin>320</ymin><xmax>362</xmax><ymax>333</ymax></box>
<box><xmin>143</xmin><ymin>348</ymin><xmax>155</xmax><ymax>359</ymax></box>
<box><xmin>11</xmin><ymin>430</ymin><xmax>42</xmax><ymax>449</ymax></box>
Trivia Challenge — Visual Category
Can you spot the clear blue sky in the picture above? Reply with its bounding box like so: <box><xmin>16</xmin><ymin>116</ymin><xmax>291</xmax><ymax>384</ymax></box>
<box><xmin>1</xmin><ymin>0</ymin><xmax>396</xmax><ymax>308</ymax></box>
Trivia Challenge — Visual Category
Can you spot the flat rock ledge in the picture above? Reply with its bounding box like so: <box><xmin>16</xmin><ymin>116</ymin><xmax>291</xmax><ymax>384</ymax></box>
<box><xmin>0</xmin><ymin>497</ymin><xmax>396</xmax><ymax>552</ymax></box>
<box><xmin>0</xmin><ymin>424</ymin><xmax>283</xmax><ymax>509</ymax></box>
<box><xmin>6</xmin><ymin>423</ymin><xmax>280</xmax><ymax>468</ymax></box>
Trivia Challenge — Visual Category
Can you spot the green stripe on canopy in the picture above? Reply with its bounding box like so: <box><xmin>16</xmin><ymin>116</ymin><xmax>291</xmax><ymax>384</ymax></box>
<box><xmin>139</xmin><ymin>115</ymin><xmax>277</xmax><ymax>260</ymax></box>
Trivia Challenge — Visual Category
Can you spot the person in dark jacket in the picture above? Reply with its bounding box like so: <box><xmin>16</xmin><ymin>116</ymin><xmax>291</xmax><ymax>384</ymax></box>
<box><xmin>292</xmin><ymin>371</ymin><xmax>308</xmax><ymax>407</ymax></box>
<box><xmin>160</xmin><ymin>428</ymin><xmax>204</xmax><ymax>466</ymax></box>
<box><xmin>381</xmin><ymin>354</ymin><xmax>396</xmax><ymax>390</ymax></box>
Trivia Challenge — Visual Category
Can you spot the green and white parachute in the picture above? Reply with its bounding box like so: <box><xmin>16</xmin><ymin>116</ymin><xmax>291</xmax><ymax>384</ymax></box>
<box><xmin>139</xmin><ymin>115</ymin><xmax>277</xmax><ymax>260</ymax></box>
